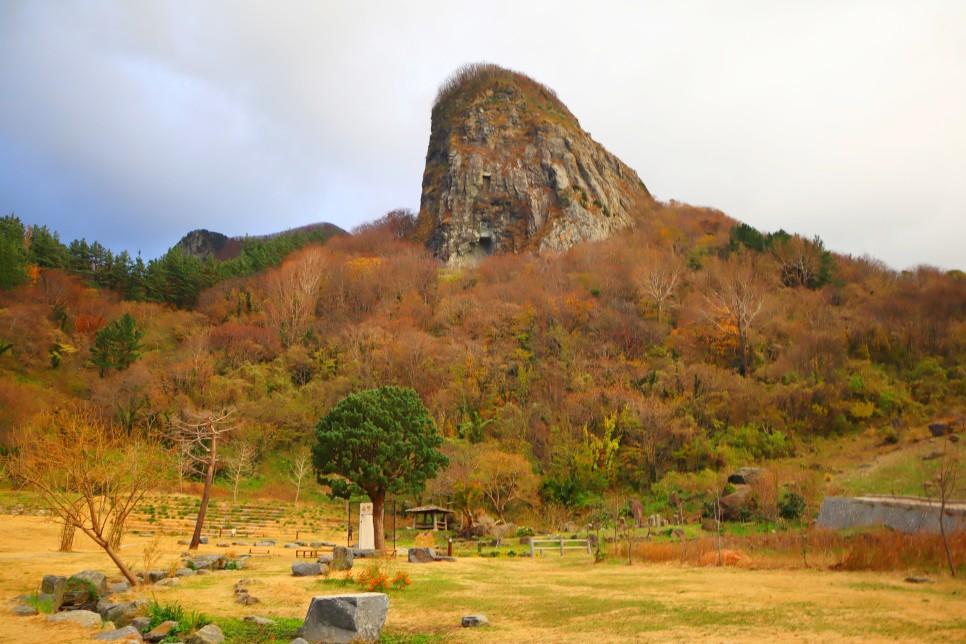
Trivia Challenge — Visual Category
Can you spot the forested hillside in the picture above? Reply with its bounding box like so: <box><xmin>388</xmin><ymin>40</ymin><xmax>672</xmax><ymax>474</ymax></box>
<box><xmin>1</xmin><ymin>204</ymin><xmax>964</xmax><ymax>514</ymax></box>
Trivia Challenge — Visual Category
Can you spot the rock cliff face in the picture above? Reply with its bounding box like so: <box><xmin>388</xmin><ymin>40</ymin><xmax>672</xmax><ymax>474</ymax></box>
<box><xmin>416</xmin><ymin>64</ymin><xmax>654</xmax><ymax>263</ymax></box>
<box><xmin>175</xmin><ymin>229</ymin><xmax>232</xmax><ymax>261</ymax></box>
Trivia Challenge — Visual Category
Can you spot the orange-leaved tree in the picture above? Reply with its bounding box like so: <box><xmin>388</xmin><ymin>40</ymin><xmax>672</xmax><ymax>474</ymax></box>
<box><xmin>5</xmin><ymin>405</ymin><xmax>165</xmax><ymax>586</ymax></box>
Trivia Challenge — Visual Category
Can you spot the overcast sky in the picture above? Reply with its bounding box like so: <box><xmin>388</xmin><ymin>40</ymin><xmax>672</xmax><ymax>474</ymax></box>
<box><xmin>1</xmin><ymin>1</ymin><xmax>964</xmax><ymax>270</ymax></box>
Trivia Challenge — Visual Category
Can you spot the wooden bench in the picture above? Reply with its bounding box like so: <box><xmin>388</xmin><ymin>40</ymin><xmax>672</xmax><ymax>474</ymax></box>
<box><xmin>295</xmin><ymin>549</ymin><xmax>323</xmax><ymax>559</ymax></box>
<box><xmin>248</xmin><ymin>548</ymin><xmax>271</xmax><ymax>556</ymax></box>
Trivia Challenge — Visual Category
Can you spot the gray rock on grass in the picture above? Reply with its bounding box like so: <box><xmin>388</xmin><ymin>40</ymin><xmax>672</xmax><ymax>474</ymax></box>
<box><xmin>462</xmin><ymin>614</ymin><xmax>489</xmax><ymax>627</ymax></box>
<box><xmin>292</xmin><ymin>562</ymin><xmax>323</xmax><ymax>577</ymax></box>
<box><xmin>299</xmin><ymin>593</ymin><xmax>388</xmax><ymax>644</ymax></box>
<box><xmin>186</xmin><ymin>623</ymin><xmax>224</xmax><ymax>643</ymax></box>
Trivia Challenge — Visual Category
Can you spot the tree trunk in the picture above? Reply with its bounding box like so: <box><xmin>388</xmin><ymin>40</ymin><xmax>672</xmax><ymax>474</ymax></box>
<box><xmin>59</xmin><ymin>521</ymin><xmax>76</xmax><ymax>552</ymax></box>
<box><xmin>940</xmin><ymin>497</ymin><xmax>956</xmax><ymax>577</ymax></box>
<box><xmin>84</xmin><ymin>528</ymin><xmax>138</xmax><ymax>587</ymax></box>
<box><xmin>190</xmin><ymin>435</ymin><xmax>217</xmax><ymax>550</ymax></box>
<box><xmin>369</xmin><ymin>488</ymin><xmax>386</xmax><ymax>552</ymax></box>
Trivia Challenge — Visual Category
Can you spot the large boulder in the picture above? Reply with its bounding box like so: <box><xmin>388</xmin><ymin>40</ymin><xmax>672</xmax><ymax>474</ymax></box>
<box><xmin>719</xmin><ymin>485</ymin><xmax>758</xmax><ymax>521</ymax></box>
<box><xmin>291</xmin><ymin>562</ymin><xmax>323</xmax><ymax>577</ymax></box>
<box><xmin>727</xmin><ymin>467</ymin><xmax>764</xmax><ymax>486</ymax></box>
<box><xmin>331</xmin><ymin>546</ymin><xmax>354</xmax><ymax>571</ymax></box>
<box><xmin>299</xmin><ymin>593</ymin><xmax>388</xmax><ymax>643</ymax></box>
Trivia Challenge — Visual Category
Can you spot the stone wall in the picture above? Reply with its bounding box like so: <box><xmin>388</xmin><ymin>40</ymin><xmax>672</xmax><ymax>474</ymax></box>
<box><xmin>816</xmin><ymin>495</ymin><xmax>966</xmax><ymax>534</ymax></box>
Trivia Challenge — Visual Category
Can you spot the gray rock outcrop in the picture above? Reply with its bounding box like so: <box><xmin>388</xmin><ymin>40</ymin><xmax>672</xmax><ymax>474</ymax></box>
<box><xmin>417</xmin><ymin>63</ymin><xmax>653</xmax><ymax>264</ymax></box>
<box><xmin>299</xmin><ymin>593</ymin><xmax>388</xmax><ymax>644</ymax></box>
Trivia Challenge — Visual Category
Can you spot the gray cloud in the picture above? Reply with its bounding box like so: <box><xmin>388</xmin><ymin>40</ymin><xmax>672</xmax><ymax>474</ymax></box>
<box><xmin>1</xmin><ymin>0</ymin><xmax>963</xmax><ymax>270</ymax></box>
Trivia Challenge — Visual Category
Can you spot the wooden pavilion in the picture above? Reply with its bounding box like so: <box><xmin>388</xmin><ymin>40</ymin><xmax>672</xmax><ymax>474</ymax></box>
<box><xmin>405</xmin><ymin>505</ymin><xmax>455</xmax><ymax>531</ymax></box>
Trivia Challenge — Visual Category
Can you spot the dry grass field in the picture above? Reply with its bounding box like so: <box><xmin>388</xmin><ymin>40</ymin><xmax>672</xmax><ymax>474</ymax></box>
<box><xmin>1</xmin><ymin>514</ymin><xmax>964</xmax><ymax>643</ymax></box>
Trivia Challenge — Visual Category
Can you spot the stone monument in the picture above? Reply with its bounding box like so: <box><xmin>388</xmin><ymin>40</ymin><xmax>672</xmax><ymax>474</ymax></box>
<box><xmin>359</xmin><ymin>502</ymin><xmax>375</xmax><ymax>550</ymax></box>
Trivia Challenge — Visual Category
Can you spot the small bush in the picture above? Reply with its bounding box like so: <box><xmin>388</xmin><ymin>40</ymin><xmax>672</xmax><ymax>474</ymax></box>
<box><xmin>777</xmin><ymin>491</ymin><xmax>807</xmax><ymax>521</ymax></box>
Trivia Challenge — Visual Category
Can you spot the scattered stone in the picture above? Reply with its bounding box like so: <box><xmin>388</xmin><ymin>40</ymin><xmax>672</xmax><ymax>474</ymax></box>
<box><xmin>408</xmin><ymin>547</ymin><xmax>456</xmax><ymax>563</ymax></box>
<box><xmin>216</xmin><ymin>542</ymin><xmax>230</xmax><ymax>548</ymax></box>
<box><xmin>905</xmin><ymin>576</ymin><xmax>934</xmax><ymax>584</ymax></box>
<box><xmin>70</xmin><ymin>570</ymin><xmax>108</xmax><ymax>598</ymax></box>
<box><xmin>295</xmin><ymin>541</ymin><xmax>308</xmax><ymax>547</ymax></box>
<box><xmin>243</xmin><ymin>616</ymin><xmax>276</xmax><ymax>626</ymax></box>
<box><xmin>350</xmin><ymin>548</ymin><xmax>378</xmax><ymax>558</ymax></box>
<box><xmin>101</xmin><ymin>600</ymin><xmax>143</xmax><ymax>627</ymax></box>
<box><xmin>175</xmin><ymin>568</ymin><xmax>197</xmax><ymax>577</ymax></box>
<box><xmin>48</xmin><ymin>609</ymin><xmax>103</xmax><ymax>628</ymax></box>
<box><xmin>702</xmin><ymin>518</ymin><xmax>720</xmax><ymax>532</ymax></box>
<box><xmin>317</xmin><ymin>555</ymin><xmax>334</xmax><ymax>564</ymax></box>
<box><xmin>132</xmin><ymin>616</ymin><xmax>151</xmax><ymax>632</ymax></box>
<box><xmin>929</xmin><ymin>422</ymin><xmax>950</xmax><ymax>437</ymax></box>
<box><xmin>236</xmin><ymin>594</ymin><xmax>260</xmax><ymax>606</ymax></box>
<box><xmin>155</xmin><ymin>578</ymin><xmax>180</xmax><ymax>588</ymax></box>
<box><xmin>41</xmin><ymin>574</ymin><xmax>66</xmax><ymax>606</ymax></box>
<box><xmin>253</xmin><ymin>540</ymin><xmax>275</xmax><ymax>547</ymax></box>
<box><xmin>144</xmin><ymin>570</ymin><xmax>169</xmax><ymax>584</ymax></box>
<box><xmin>672</xmin><ymin>529</ymin><xmax>686</xmax><ymax>539</ymax></box>
<box><xmin>93</xmin><ymin>625</ymin><xmax>144</xmax><ymax>641</ymax></box>
<box><xmin>186</xmin><ymin>623</ymin><xmax>225</xmax><ymax>644</ymax></box>
<box><xmin>107</xmin><ymin>581</ymin><xmax>131</xmax><ymax>594</ymax></box>
<box><xmin>408</xmin><ymin>547</ymin><xmax>437</xmax><ymax>564</ymax></box>
<box><xmin>143</xmin><ymin>620</ymin><xmax>178</xmax><ymax>642</ymax></box>
<box><xmin>12</xmin><ymin>604</ymin><xmax>38</xmax><ymax>616</ymax></box>
<box><xmin>284</xmin><ymin>543</ymin><xmax>300</xmax><ymax>549</ymax></box>
<box><xmin>310</xmin><ymin>541</ymin><xmax>335</xmax><ymax>548</ymax></box>
<box><xmin>331</xmin><ymin>546</ymin><xmax>354</xmax><ymax>571</ymax></box>
<box><xmin>289</xmin><ymin>639</ymin><xmax>310</xmax><ymax>644</ymax></box>
<box><xmin>138</xmin><ymin>532</ymin><xmax>155</xmax><ymax>538</ymax></box>
<box><xmin>198</xmin><ymin>537</ymin><xmax>209</xmax><ymax>545</ymax></box>
<box><xmin>196</xmin><ymin>569</ymin><xmax>212</xmax><ymax>575</ymax></box>
<box><xmin>461</xmin><ymin>614</ymin><xmax>489</xmax><ymax>628</ymax></box>
<box><xmin>300</xmin><ymin>593</ymin><xmax>388</xmax><ymax>644</ymax></box>
<box><xmin>231</xmin><ymin>541</ymin><xmax>248</xmax><ymax>546</ymax></box>
<box><xmin>177</xmin><ymin>539</ymin><xmax>191</xmax><ymax>546</ymax></box>
<box><xmin>292</xmin><ymin>562</ymin><xmax>323</xmax><ymax>577</ymax></box>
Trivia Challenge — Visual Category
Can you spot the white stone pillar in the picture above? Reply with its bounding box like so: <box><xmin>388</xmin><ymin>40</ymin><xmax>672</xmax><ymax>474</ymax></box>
<box><xmin>359</xmin><ymin>502</ymin><xmax>375</xmax><ymax>550</ymax></box>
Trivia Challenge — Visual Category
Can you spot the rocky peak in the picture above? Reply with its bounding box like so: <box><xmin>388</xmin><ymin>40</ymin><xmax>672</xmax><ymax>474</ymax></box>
<box><xmin>175</xmin><ymin>229</ymin><xmax>231</xmax><ymax>261</ymax></box>
<box><xmin>416</xmin><ymin>63</ymin><xmax>653</xmax><ymax>263</ymax></box>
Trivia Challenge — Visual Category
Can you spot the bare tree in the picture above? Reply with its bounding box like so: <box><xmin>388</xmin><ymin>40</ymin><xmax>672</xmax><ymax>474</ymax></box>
<box><xmin>5</xmin><ymin>406</ymin><xmax>164</xmax><ymax>585</ymax></box>
<box><xmin>288</xmin><ymin>445</ymin><xmax>313</xmax><ymax>509</ymax></box>
<box><xmin>635</xmin><ymin>249</ymin><xmax>684</xmax><ymax>324</ymax></box>
<box><xmin>703</xmin><ymin>254</ymin><xmax>771</xmax><ymax>375</ymax></box>
<box><xmin>934</xmin><ymin>429</ymin><xmax>962</xmax><ymax>576</ymax></box>
<box><xmin>169</xmin><ymin>408</ymin><xmax>239</xmax><ymax>549</ymax></box>
<box><xmin>225</xmin><ymin>439</ymin><xmax>257</xmax><ymax>504</ymax></box>
<box><xmin>263</xmin><ymin>248</ymin><xmax>326</xmax><ymax>347</ymax></box>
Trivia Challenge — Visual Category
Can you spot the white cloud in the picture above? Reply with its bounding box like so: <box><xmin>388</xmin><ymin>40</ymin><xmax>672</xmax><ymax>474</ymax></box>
<box><xmin>0</xmin><ymin>0</ymin><xmax>963</xmax><ymax>269</ymax></box>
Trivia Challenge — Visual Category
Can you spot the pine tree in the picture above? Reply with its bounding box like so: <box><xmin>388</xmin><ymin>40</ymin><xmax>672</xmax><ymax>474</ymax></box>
<box><xmin>90</xmin><ymin>313</ymin><xmax>144</xmax><ymax>376</ymax></box>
